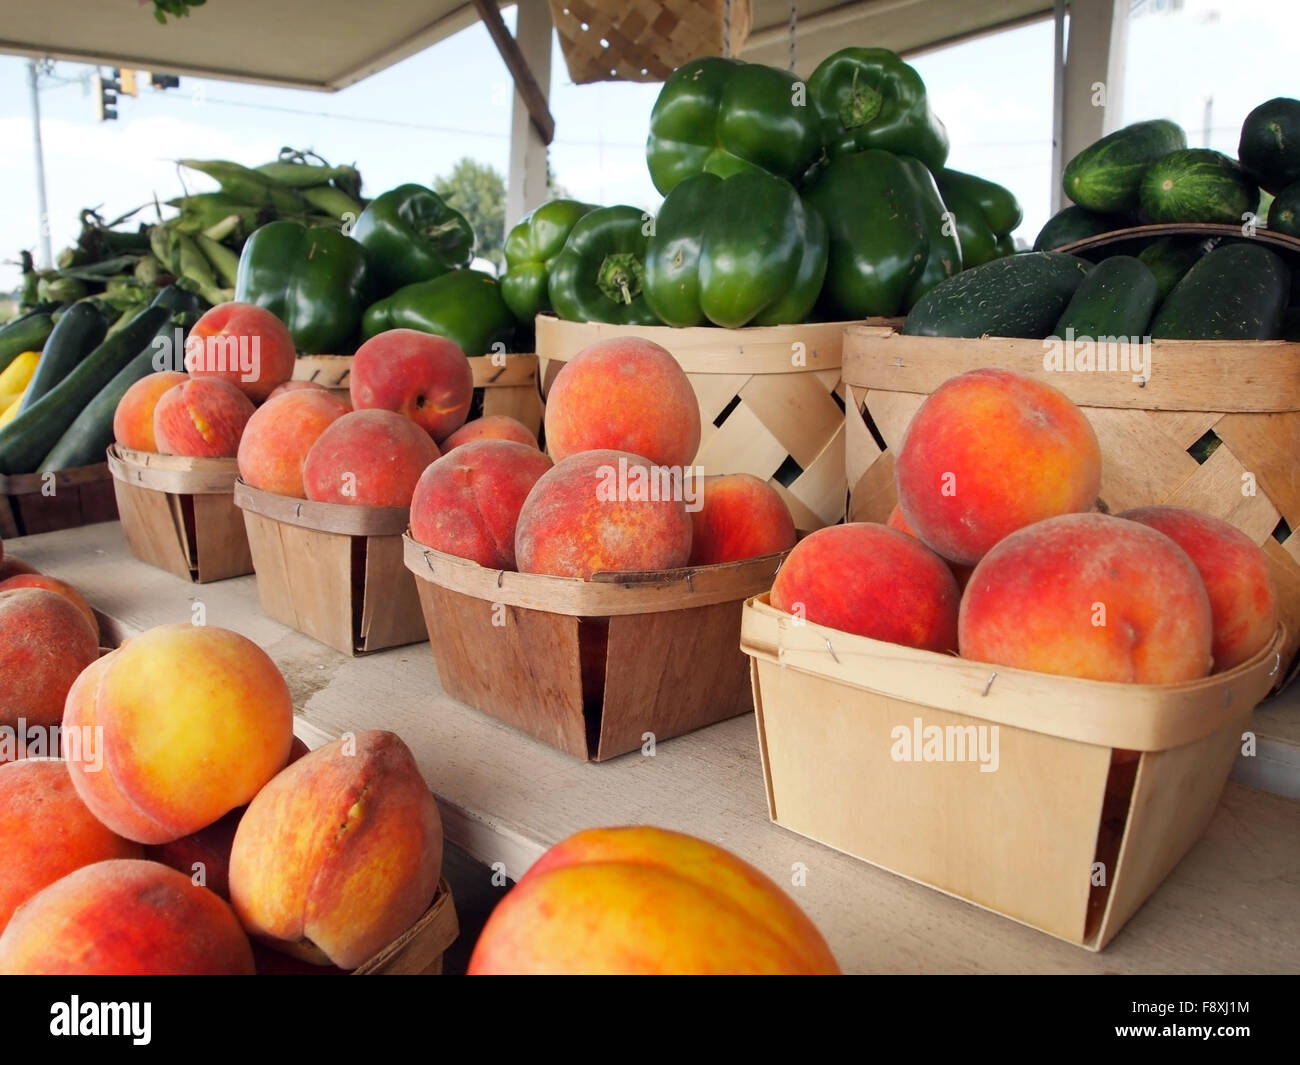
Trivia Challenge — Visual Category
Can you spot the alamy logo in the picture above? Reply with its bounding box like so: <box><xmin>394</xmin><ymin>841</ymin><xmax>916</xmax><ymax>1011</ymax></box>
<box><xmin>150</xmin><ymin>328</ymin><xmax>261</xmax><ymax>382</ymax></box>
<box><xmin>1043</xmin><ymin>328</ymin><xmax>1152</xmax><ymax>383</ymax></box>
<box><xmin>890</xmin><ymin>716</ymin><xmax>1000</xmax><ymax>772</ymax></box>
<box><xmin>594</xmin><ymin>457</ymin><xmax>704</xmax><ymax>513</ymax></box>
<box><xmin>50</xmin><ymin>997</ymin><xmax>151</xmax><ymax>1045</ymax></box>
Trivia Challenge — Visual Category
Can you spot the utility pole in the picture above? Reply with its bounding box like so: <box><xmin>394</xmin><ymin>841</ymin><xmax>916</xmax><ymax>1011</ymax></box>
<box><xmin>26</xmin><ymin>59</ymin><xmax>53</xmax><ymax>270</ymax></box>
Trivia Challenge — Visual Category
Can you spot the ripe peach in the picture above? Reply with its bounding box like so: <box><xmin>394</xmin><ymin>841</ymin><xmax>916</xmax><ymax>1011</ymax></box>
<box><xmin>0</xmin><ymin>574</ymin><xmax>96</xmax><ymax>636</ymax></box>
<box><xmin>237</xmin><ymin>389</ymin><xmax>350</xmax><ymax>498</ymax></box>
<box><xmin>350</xmin><ymin>329</ymin><xmax>473</xmax><ymax>441</ymax></box>
<box><xmin>185</xmin><ymin>302</ymin><xmax>297</xmax><ymax>403</ymax></box>
<box><xmin>0</xmin><ymin>589</ymin><xmax>99</xmax><ymax>743</ymax></box>
<box><xmin>689</xmin><ymin>473</ymin><xmax>796</xmax><ymax>565</ymax></box>
<box><xmin>895</xmin><ymin>368</ymin><xmax>1102</xmax><ymax>566</ymax></box>
<box><xmin>771</xmin><ymin>523</ymin><xmax>960</xmax><ymax>652</ymax></box>
<box><xmin>515</xmin><ymin>449</ymin><xmax>693</xmax><ymax>578</ymax></box>
<box><xmin>1119</xmin><ymin>506</ymin><xmax>1277</xmax><ymax>672</ymax></box>
<box><xmin>113</xmin><ymin>371</ymin><xmax>187</xmax><ymax>452</ymax></box>
<box><xmin>544</xmin><ymin>338</ymin><xmax>701</xmax><ymax>467</ymax></box>
<box><xmin>62</xmin><ymin>624</ymin><xmax>294</xmax><ymax>844</ymax></box>
<box><xmin>410</xmin><ymin>440</ymin><xmax>553</xmax><ymax>569</ymax></box>
<box><xmin>228</xmin><ymin>730</ymin><xmax>443</xmax><ymax>969</ymax></box>
<box><xmin>0</xmin><ymin>859</ymin><xmax>254</xmax><ymax>975</ymax></box>
<box><xmin>468</xmin><ymin>827</ymin><xmax>839</xmax><ymax>974</ymax></box>
<box><xmin>0</xmin><ymin>760</ymin><xmax>142</xmax><ymax>932</ymax></box>
<box><xmin>440</xmin><ymin>414</ymin><xmax>539</xmax><ymax>452</ymax></box>
<box><xmin>302</xmin><ymin>409</ymin><xmax>440</xmax><ymax>507</ymax></box>
<box><xmin>959</xmin><ymin>513</ymin><xmax>1214</xmax><ymax>683</ymax></box>
<box><xmin>267</xmin><ymin>379</ymin><xmax>336</xmax><ymax>400</ymax></box>
<box><xmin>886</xmin><ymin>504</ymin><xmax>973</xmax><ymax>591</ymax></box>
<box><xmin>153</xmin><ymin>377</ymin><xmax>255</xmax><ymax>458</ymax></box>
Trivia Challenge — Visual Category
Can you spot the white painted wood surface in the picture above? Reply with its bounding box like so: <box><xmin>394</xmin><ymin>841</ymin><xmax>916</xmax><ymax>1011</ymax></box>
<box><xmin>9</xmin><ymin>521</ymin><xmax>1300</xmax><ymax>974</ymax></box>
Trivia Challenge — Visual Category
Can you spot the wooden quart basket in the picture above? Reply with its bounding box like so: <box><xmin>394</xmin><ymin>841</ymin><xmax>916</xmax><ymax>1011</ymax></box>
<box><xmin>355</xmin><ymin>879</ymin><xmax>458</xmax><ymax>975</ymax></box>
<box><xmin>233</xmin><ymin>481</ymin><xmax>426</xmax><ymax>656</ymax></box>
<box><xmin>842</xmin><ymin>326</ymin><xmax>1300</xmax><ymax>683</ymax></box>
<box><xmin>292</xmin><ymin>353</ymin><xmax>543</xmax><ymax>438</ymax></box>
<box><xmin>742</xmin><ymin>594</ymin><xmax>1285</xmax><ymax>949</ymax></box>
<box><xmin>549</xmin><ymin>0</ymin><xmax>752</xmax><ymax>84</ymax></box>
<box><xmin>404</xmin><ymin>535</ymin><xmax>784</xmax><ymax>761</ymax></box>
<box><xmin>0</xmin><ymin>463</ymin><xmax>117</xmax><ymax>539</ymax></box>
<box><xmin>536</xmin><ymin>315</ymin><xmax>901</xmax><ymax>531</ymax></box>
<box><xmin>107</xmin><ymin>445</ymin><xmax>252</xmax><ymax>583</ymax></box>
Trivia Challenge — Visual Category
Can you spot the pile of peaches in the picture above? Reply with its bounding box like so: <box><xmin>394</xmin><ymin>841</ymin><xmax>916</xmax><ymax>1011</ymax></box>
<box><xmin>0</xmin><ymin>614</ymin><xmax>443</xmax><ymax>975</ymax></box>
<box><xmin>774</xmin><ymin>367</ymin><xmax>1278</xmax><ymax>685</ymax></box>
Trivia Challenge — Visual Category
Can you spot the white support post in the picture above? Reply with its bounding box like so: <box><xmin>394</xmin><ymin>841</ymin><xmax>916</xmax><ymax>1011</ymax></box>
<box><xmin>506</xmin><ymin>0</ymin><xmax>553</xmax><ymax>228</ymax></box>
<box><xmin>1052</xmin><ymin>0</ymin><xmax>1129</xmax><ymax>212</ymax></box>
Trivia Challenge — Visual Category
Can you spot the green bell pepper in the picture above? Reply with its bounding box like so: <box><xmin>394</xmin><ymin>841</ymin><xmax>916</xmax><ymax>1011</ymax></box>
<box><xmin>646</xmin><ymin>57</ymin><xmax>822</xmax><ymax>196</ymax></box>
<box><xmin>501</xmin><ymin>199</ymin><xmax>597</xmax><ymax>324</ymax></box>
<box><xmin>548</xmin><ymin>206</ymin><xmax>661</xmax><ymax>326</ymax></box>
<box><xmin>645</xmin><ymin>172</ymin><xmax>827</xmax><ymax>328</ymax></box>
<box><xmin>897</xmin><ymin>157</ymin><xmax>963</xmax><ymax>310</ymax></box>
<box><xmin>351</xmin><ymin>184</ymin><xmax>474</xmax><ymax>294</ymax></box>
<box><xmin>235</xmin><ymin>221</ymin><xmax>370</xmax><ymax>353</ymax></box>
<box><xmin>936</xmin><ymin>169</ymin><xmax>1023</xmax><ymax>238</ymax></box>
<box><xmin>808</xmin><ymin>48</ymin><xmax>949</xmax><ymax>173</ymax></box>
<box><xmin>804</xmin><ymin>149</ymin><xmax>929</xmax><ymax>318</ymax></box>
<box><xmin>361</xmin><ymin>269</ymin><xmax>515</xmax><ymax>356</ymax></box>
<box><xmin>938</xmin><ymin>182</ymin><xmax>1000</xmax><ymax>268</ymax></box>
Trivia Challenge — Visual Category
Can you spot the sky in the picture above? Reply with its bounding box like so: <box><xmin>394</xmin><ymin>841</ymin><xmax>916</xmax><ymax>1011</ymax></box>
<box><xmin>0</xmin><ymin>0</ymin><xmax>1295</xmax><ymax>294</ymax></box>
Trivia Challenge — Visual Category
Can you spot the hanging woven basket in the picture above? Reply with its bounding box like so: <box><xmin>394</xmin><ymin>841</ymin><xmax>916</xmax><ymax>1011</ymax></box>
<box><xmin>549</xmin><ymin>0</ymin><xmax>753</xmax><ymax>84</ymax></box>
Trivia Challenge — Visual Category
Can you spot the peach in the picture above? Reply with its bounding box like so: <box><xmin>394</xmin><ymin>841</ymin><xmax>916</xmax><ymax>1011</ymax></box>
<box><xmin>468</xmin><ymin>827</ymin><xmax>839</xmax><ymax>975</ymax></box>
<box><xmin>350</xmin><ymin>329</ymin><xmax>473</xmax><ymax>441</ymax></box>
<box><xmin>544</xmin><ymin>338</ymin><xmax>701</xmax><ymax>468</ymax></box>
<box><xmin>62</xmin><ymin>624</ymin><xmax>293</xmax><ymax>844</ymax></box>
<box><xmin>441</xmin><ymin>414</ymin><xmax>539</xmax><ymax>451</ymax></box>
<box><xmin>302</xmin><ymin>409</ymin><xmax>440</xmax><ymax>508</ymax></box>
<box><xmin>410</xmin><ymin>440</ymin><xmax>553</xmax><ymax>569</ymax></box>
<box><xmin>267</xmin><ymin>379</ymin><xmax>336</xmax><ymax>400</ymax></box>
<box><xmin>886</xmin><ymin>504</ymin><xmax>973</xmax><ymax>591</ymax></box>
<box><xmin>0</xmin><ymin>574</ymin><xmax>96</xmax><ymax>636</ymax></box>
<box><xmin>0</xmin><ymin>555</ymin><xmax>38</xmax><ymax>581</ymax></box>
<box><xmin>0</xmin><ymin>760</ymin><xmax>142</xmax><ymax>932</ymax></box>
<box><xmin>237</xmin><ymin>389</ymin><xmax>350</xmax><ymax>498</ymax></box>
<box><xmin>960</xmin><ymin>513</ymin><xmax>1214</xmax><ymax>683</ymax></box>
<box><xmin>228</xmin><ymin>730</ymin><xmax>443</xmax><ymax>969</ymax></box>
<box><xmin>0</xmin><ymin>859</ymin><xmax>254</xmax><ymax>975</ymax></box>
<box><xmin>184</xmin><ymin>302</ymin><xmax>297</xmax><ymax>403</ymax></box>
<box><xmin>1119</xmin><ymin>506</ymin><xmax>1277</xmax><ymax>672</ymax></box>
<box><xmin>771</xmin><ymin>523</ymin><xmax>960</xmax><ymax>652</ymax></box>
<box><xmin>689</xmin><ymin>473</ymin><xmax>796</xmax><ymax>565</ymax></box>
<box><xmin>153</xmin><ymin>377</ymin><xmax>255</xmax><ymax>458</ymax></box>
<box><xmin>895</xmin><ymin>368</ymin><xmax>1102</xmax><ymax>566</ymax></box>
<box><xmin>113</xmin><ymin>371</ymin><xmax>187</xmax><ymax>452</ymax></box>
<box><xmin>0</xmin><ymin>589</ymin><xmax>99</xmax><ymax>743</ymax></box>
<box><xmin>515</xmin><ymin>449</ymin><xmax>693</xmax><ymax>578</ymax></box>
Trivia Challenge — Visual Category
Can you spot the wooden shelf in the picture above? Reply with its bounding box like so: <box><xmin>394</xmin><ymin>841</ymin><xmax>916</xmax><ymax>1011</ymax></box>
<box><xmin>9</xmin><ymin>521</ymin><xmax>1300</xmax><ymax>974</ymax></box>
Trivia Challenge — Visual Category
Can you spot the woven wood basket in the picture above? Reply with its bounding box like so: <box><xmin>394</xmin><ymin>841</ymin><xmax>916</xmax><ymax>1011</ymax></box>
<box><xmin>292</xmin><ymin>354</ymin><xmax>542</xmax><ymax>438</ymax></box>
<box><xmin>842</xmin><ymin>325</ymin><xmax>1300</xmax><ymax>683</ymax></box>
<box><xmin>536</xmin><ymin>315</ymin><xmax>901</xmax><ymax>531</ymax></box>
<box><xmin>549</xmin><ymin>0</ymin><xmax>752</xmax><ymax>84</ymax></box>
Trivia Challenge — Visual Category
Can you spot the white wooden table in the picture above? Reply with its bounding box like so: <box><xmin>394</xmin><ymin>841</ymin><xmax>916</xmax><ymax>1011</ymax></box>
<box><xmin>10</xmin><ymin>521</ymin><xmax>1300</xmax><ymax>974</ymax></box>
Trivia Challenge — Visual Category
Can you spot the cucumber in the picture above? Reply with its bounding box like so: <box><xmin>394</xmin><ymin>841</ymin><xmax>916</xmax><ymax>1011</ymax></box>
<box><xmin>1239</xmin><ymin>97</ymin><xmax>1300</xmax><ymax>194</ymax></box>
<box><xmin>940</xmin><ymin>182</ymin><xmax>999</xmax><ymax>268</ymax></box>
<box><xmin>903</xmin><ymin>251</ymin><xmax>1092</xmax><ymax>338</ymax></box>
<box><xmin>16</xmin><ymin>302</ymin><xmax>106</xmax><ymax>415</ymax></box>
<box><xmin>1282</xmin><ymin>307</ymin><xmax>1300</xmax><ymax>342</ymax></box>
<box><xmin>1268</xmin><ymin>181</ymin><xmax>1300</xmax><ymax>237</ymax></box>
<box><xmin>0</xmin><ymin>312</ymin><xmax>55</xmax><ymax>376</ymax></box>
<box><xmin>936</xmin><ymin>168</ymin><xmax>1023</xmax><ymax>236</ymax></box>
<box><xmin>0</xmin><ymin>306</ymin><xmax>172</xmax><ymax>475</ymax></box>
<box><xmin>1063</xmin><ymin>119</ymin><xmax>1187</xmax><ymax>212</ymax></box>
<box><xmin>1033</xmin><ymin>205</ymin><xmax>1125</xmax><ymax>251</ymax></box>
<box><xmin>1139</xmin><ymin>149</ymin><xmax>1259</xmax><ymax>224</ymax></box>
<box><xmin>1137</xmin><ymin>236</ymin><xmax>1207</xmax><ymax>301</ymax></box>
<box><xmin>1052</xmin><ymin>256</ymin><xmax>1158</xmax><ymax>339</ymax></box>
<box><xmin>39</xmin><ymin>343</ymin><xmax>160</xmax><ymax>473</ymax></box>
<box><xmin>1149</xmin><ymin>243</ymin><xmax>1289</xmax><ymax>340</ymax></box>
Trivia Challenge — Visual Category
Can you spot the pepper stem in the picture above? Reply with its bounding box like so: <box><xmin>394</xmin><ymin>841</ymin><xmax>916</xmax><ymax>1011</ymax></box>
<box><xmin>596</xmin><ymin>252</ymin><xmax>643</xmax><ymax>306</ymax></box>
<box><xmin>841</xmin><ymin>68</ymin><xmax>883</xmax><ymax>129</ymax></box>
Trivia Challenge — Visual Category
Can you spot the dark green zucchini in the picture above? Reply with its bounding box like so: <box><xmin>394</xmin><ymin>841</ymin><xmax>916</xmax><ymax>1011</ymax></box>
<box><xmin>1052</xmin><ymin>256</ymin><xmax>1158</xmax><ymax>339</ymax></box>
<box><xmin>1149</xmin><ymin>243</ymin><xmax>1289</xmax><ymax>340</ymax></box>
<box><xmin>0</xmin><ymin>312</ymin><xmax>55</xmax><ymax>376</ymax></box>
<box><xmin>1137</xmin><ymin>237</ymin><xmax>1207</xmax><ymax>301</ymax></box>
<box><xmin>1033</xmin><ymin>205</ymin><xmax>1126</xmax><ymax>251</ymax></box>
<box><xmin>16</xmin><ymin>302</ymin><xmax>106</xmax><ymax>415</ymax></box>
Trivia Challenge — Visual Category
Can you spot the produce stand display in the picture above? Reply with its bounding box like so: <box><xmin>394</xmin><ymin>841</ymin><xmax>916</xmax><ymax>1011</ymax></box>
<box><xmin>7</xmin><ymin>521</ymin><xmax>1300</xmax><ymax>974</ymax></box>
<box><xmin>0</xmin><ymin>462</ymin><xmax>117</xmax><ymax>538</ymax></box>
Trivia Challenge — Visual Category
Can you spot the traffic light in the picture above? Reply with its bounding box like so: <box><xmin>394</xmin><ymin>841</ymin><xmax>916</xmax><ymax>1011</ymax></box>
<box><xmin>94</xmin><ymin>70</ymin><xmax>119</xmax><ymax>121</ymax></box>
<box><xmin>149</xmin><ymin>72</ymin><xmax>180</xmax><ymax>90</ymax></box>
